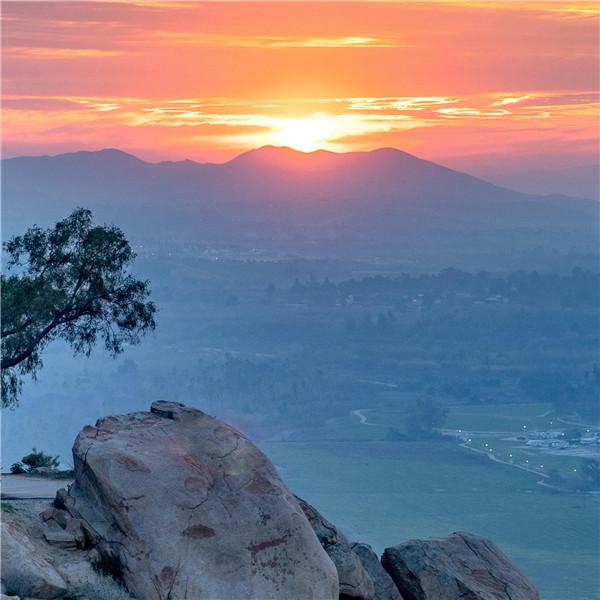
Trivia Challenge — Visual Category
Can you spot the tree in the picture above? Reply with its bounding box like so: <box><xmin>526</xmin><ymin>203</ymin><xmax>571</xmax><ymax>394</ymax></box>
<box><xmin>1</xmin><ymin>208</ymin><xmax>156</xmax><ymax>406</ymax></box>
<box><xmin>406</xmin><ymin>397</ymin><xmax>448</xmax><ymax>439</ymax></box>
<box><xmin>580</xmin><ymin>459</ymin><xmax>600</xmax><ymax>491</ymax></box>
<box><xmin>21</xmin><ymin>448</ymin><xmax>60</xmax><ymax>472</ymax></box>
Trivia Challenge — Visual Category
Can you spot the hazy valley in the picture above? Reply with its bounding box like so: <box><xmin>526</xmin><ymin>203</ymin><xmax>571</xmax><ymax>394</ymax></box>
<box><xmin>2</xmin><ymin>146</ymin><xmax>599</xmax><ymax>599</ymax></box>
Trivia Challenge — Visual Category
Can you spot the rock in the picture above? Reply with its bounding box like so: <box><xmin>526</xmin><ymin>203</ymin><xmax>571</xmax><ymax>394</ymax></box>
<box><xmin>57</xmin><ymin>401</ymin><xmax>339</xmax><ymax>600</ymax></box>
<box><xmin>41</xmin><ymin>507</ymin><xmax>67</xmax><ymax>527</ymax></box>
<box><xmin>381</xmin><ymin>531</ymin><xmax>540</xmax><ymax>600</ymax></box>
<box><xmin>43</xmin><ymin>529</ymin><xmax>78</xmax><ymax>550</ymax></box>
<box><xmin>2</xmin><ymin>500</ymin><xmax>103</xmax><ymax>598</ymax></box>
<box><xmin>66</xmin><ymin>568</ymin><xmax>134</xmax><ymax>600</ymax></box>
<box><xmin>351</xmin><ymin>543</ymin><xmax>403</xmax><ymax>600</ymax></box>
<box><xmin>41</xmin><ymin>507</ymin><xmax>86</xmax><ymax>549</ymax></box>
<box><xmin>296</xmin><ymin>496</ymin><xmax>375</xmax><ymax>600</ymax></box>
<box><xmin>86</xmin><ymin>548</ymin><xmax>102</xmax><ymax>567</ymax></box>
<box><xmin>1</xmin><ymin>521</ymin><xmax>67</xmax><ymax>599</ymax></box>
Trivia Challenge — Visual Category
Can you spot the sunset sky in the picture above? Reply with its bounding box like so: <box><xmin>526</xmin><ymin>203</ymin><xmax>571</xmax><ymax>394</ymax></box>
<box><xmin>2</xmin><ymin>1</ymin><xmax>598</xmax><ymax>175</ymax></box>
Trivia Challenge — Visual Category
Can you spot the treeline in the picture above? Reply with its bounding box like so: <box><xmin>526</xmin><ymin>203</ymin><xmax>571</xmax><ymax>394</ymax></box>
<box><xmin>280</xmin><ymin>268</ymin><xmax>599</xmax><ymax>308</ymax></box>
<box><xmin>520</xmin><ymin>367</ymin><xmax>600</xmax><ymax>422</ymax></box>
<box><xmin>189</xmin><ymin>354</ymin><xmax>354</xmax><ymax>425</ymax></box>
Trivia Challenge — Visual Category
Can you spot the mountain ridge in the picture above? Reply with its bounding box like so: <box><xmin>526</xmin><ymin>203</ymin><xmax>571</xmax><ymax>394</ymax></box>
<box><xmin>3</xmin><ymin>145</ymin><xmax>595</xmax><ymax>202</ymax></box>
<box><xmin>3</xmin><ymin>145</ymin><xmax>597</xmax><ymax>270</ymax></box>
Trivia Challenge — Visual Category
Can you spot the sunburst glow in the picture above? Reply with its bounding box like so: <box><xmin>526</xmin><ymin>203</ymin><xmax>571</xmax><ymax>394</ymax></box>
<box><xmin>269</xmin><ymin>115</ymin><xmax>338</xmax><ymax>153</ymax></box>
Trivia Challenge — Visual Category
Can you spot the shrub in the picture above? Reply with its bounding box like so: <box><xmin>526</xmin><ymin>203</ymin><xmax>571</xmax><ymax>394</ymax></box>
<box><xmin>10</xmin><ymin>462</ymin><xmax>26</xmax><ymax>474</ymax></box>
<box><xmin>21</xmin><ymin>448</ymin><xmax>60</xmax><ymax>472</ymax></box>
<box><xmin>546</xmin><ymin>468</ymin><xmax>563</xmax><ymax>486</ymax></box>
<box><xmin>46</xmin><ymin>468</ymin><xmax>75</xmax><ymax>479</ymax></box>
<box><xmin>1</xmin><ymin>501</ymin><xmax>16</xmax><ymax>513</ymax></box>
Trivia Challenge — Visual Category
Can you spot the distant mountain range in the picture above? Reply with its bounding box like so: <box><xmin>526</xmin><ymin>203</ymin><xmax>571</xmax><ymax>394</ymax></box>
<box><xmin>3</xmin><ymin>146</ymin><xmax>598</xmax><ymax>269</ymax></box>
<box><xmin>476</xmin><ymin>164</ymin><xmax>599</xmax><ymax>201</ymax></box>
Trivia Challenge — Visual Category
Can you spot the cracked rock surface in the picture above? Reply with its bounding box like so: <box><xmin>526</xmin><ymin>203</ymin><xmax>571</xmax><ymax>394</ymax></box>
<box><xmin>295</xmin><ymin>496</ymin><xmax>375</xmax><ymax>600</ymax></box>
<box><xmin>350</xmin><ymin>543</ymin><xmax>402</xmax><ymax>600</ymax></box>
<box><xmin>1</xmin><ymin>518</ymin><xmax>67</xmax><ymax>599</ymax></box>
<box><xmin>56</xmin><ymin>401</ymin><xmax>339</xmax><ymax>600</ymax></box>
<box><xmin>381</xmin><ymin>531</ymin><xmax>539</xmax><ymax>600</ymax></box>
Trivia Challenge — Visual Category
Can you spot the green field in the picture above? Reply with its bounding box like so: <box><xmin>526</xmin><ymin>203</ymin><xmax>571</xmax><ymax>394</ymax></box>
<box><xmin>260</xmin><ymin>402</ymin><xmax>600</xmax><ymax>600</ymax></box>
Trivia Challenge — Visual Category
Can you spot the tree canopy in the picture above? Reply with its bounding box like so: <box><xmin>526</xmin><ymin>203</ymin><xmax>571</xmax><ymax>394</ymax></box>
<box><xmin>1</xmin><ymin>208</ymin><xmax>156</xmax><ymax>406</ymax></box>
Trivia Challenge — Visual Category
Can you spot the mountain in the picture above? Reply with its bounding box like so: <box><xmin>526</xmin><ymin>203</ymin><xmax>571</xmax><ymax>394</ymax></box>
<box><xmin>476</xmin><ymin>164</ymin><xmax>600</xmax><ymax>201</ymax></box>
<box><xmin>2</xmin><ymin>146</ymin><xmax>598</xmax><ymax>269</ymax></box>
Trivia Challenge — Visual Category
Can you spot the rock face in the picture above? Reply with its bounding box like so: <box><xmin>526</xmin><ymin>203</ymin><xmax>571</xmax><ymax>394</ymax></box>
<box><xmin>1</xmin><ymin>520</ymin><xmax>67</xmax><ymax>599</ymax></box>
<box><xmin>296</xmin><ymin>496</ymin><xmax>375</xmax><ymax>600</ymax></box>
<box><xmin>351</xmin><ymin>543</ymin><xmax>403</xmax><ymax>600</ymax></box>
<box><xmin>381</xmin><ymin>531</ymin><xmax>540</xmax><ymax>600</ymax></box>
<box><xmin>57</xmin><ymin>401</ymin><xmax>339</xmax><ymax>600</ymax></box>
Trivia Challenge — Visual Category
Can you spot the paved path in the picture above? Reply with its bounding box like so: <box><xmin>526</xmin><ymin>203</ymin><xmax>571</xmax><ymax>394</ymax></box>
<box><xmin>1</xmin><ymin>475</ymin><xmax>73</xmax><ymax>499</ymax></box>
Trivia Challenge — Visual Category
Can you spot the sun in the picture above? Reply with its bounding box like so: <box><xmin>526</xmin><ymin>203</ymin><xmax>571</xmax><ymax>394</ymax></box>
<box><xmin>270</xmin><ymin>114</ymin><xmax>337</xmax><ymax>152</ymax></box>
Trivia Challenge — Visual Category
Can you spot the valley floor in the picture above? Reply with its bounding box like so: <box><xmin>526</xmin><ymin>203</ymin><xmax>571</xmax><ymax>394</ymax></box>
<box><xmin>259</xmin><ymin>402</ymin><xmax>600</xmax><ymax>600</ymax></box>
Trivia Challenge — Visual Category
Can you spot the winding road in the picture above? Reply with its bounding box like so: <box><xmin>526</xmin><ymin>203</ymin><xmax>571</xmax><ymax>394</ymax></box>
<box><xmin>351</xmin><ymin>408</ymin><xmax>387</xmax><ymax>427</ymax></box>
<box><xmin>349</xmin><ymin>407</ymin><xmax>555</xmax><ymax>485</ymax></box>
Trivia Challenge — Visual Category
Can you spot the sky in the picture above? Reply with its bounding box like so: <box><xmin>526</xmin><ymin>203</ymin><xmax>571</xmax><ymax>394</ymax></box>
<box><xmin>2</xmin><ymin>1</ymin><xmax>599</xmax><ymax>179</ymax></box>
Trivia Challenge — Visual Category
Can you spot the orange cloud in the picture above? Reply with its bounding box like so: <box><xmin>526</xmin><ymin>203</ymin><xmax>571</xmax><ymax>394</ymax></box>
<box><xmin>3</xmin><ymin>91</ymin><xmax>597</xmax><ymax>160</ymax></box>
<box><xmin>5</xmin><ymin>47</ymin><xmax>124</xmax><ymax>58</ymax></box>
<box><xmin>141</xmin><ymin>32</ymin><xmax>411</xmax><ymax>48</ymax></box>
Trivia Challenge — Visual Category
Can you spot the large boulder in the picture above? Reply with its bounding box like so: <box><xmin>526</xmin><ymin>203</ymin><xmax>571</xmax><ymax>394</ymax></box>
<box><xmin>1</xmin><ymin>520</ymin><xmax>67</xmax><ymax>599</ymax></box>
<box><xmin>296</xmin><ymin>496</ymin><xmax>375</xmax><ymax>600</ymax></box>
<box><xmin>350</xmin><ymin>543</ymin><xmax>403</xmax><ymax>600</ymax></box>
<box><xmin>381</xmin><ymin>531</ymin><xmax>539</xmax><ymax>600</ymax></box>
<box><xmin>56</xmin><ymin>401</ymin><xmax>339</xmax><ymax>600</ymax></box>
